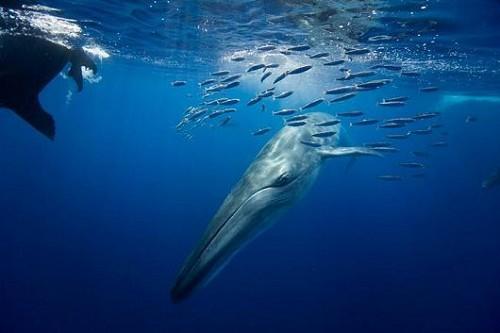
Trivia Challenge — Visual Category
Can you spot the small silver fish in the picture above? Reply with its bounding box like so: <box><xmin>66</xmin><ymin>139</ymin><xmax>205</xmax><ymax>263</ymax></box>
<box><xmin>247</xmin><ymin>64</ymin><xmax>266</xmax><ymax>72</ymax></box>
<box><xmin>273</xmin><ymin>72</ymin><xmax>288</xmax><ymax>84</ymax></box>
<box><xmin>199</xmin><ymin>79</ymin><xmax>217</xmax><ymax>86</ymax></box>
<box><xmin>208</xmin><ymin>108</ymin><xmax>236</xmax><ymax>119</ymax></box>
<box><xmin>316</xmin><ymin>119</ymin><xmax>341</xmax><ymax>126</ymax></box>
<box><xmin>379</xmin><ymin>122</ymin><xmax>405</xmax><ymax>129</ymax></box>
<box><xmin>219</xmin><ymin>98</ymin><xmax>240</xmax><ymax>106</ymax></box>
<box><xmin>301</xmin><ymin>98</ymin><xmax>324</xmax><ymax>110</ymax></box>
<box><xmin>223</xmin><ymin>81</ymin><xmax>240</xmax><ymax>90</ymax></box>
<box><xmin>420</xmin><ymin>86</ymin><xmax>439</xmax><ymax>92</ymax></box>
<box><xmin>383</xmin><ymin>96</ymin><xmax>409</xmax><ymax>102</ymax></box>
<box><xmin>288</xmin><ymin>65</ymin><xmax>313</xmax><ymax>75</ymax></box>
<box><xmin>345</xmin><ymin>48</ymin><xmax>370</xmax><ymax>55</ymax></box>
<box><xmin>286</xmin><ymin>121</ymin><xmax>307</xmax><ymax>127</ymax></box>
<box><xmin>265</xmin><ymin>63</ymin><xmax>280</xmax><ymax>69</ymax></box>
<box><xmin>261</xmin><ymin>71</ymin><xmax>272</xmax><ymax>82</ymax></box>
<box><xmin>257</xmin><ymin>45</ymin><xmax>276</xmax><ymax>51</ymax></box>
<box><xmin>325</xmin><ymin>86</ymin><xmax>354</xmax><ymax>95</ymax></box>
<box><xmin>379</xmin><ymin>101</ymin><xmax>406</xmax><ymax>107</ymax></box>
<box><xmin>330</xmin><ymin>93</ymin><xmax>357</xmax><ymax>103</ymax></box>
<box><xmin>300</xmin><ymin>140</ymin><xmax>322</xmax><ymax>147</ymax></box>
<box><xmin>356</xmin><ymin>79</ymin><xmax>392</xmax><ymax>90</ymax></box>
<box><xmin>286</xmin><ymin>115</ymin><xmax>308</xmax><ymax>122</ymax></box>
<box><xmin>386</xmin><ymin>132</ymin><xmax>411</xmax><ymax>139</ymax></box>
<box><xmin>274</xmin><ymin>91</ymin><xmax>293</xmax><ymax>99</ymax></box>
<box><xmin>308</xmin><ymin>52</ymin><xmax>330</xmax><ymax>59</ymax></box>
<box><xmin>312</xmin><ymin>131</ymin><xmax>336</xmax><ymax>138</ymax></box>
<box><xmin>414</xmin><ymin>112</ymin><xmax>440</xmax><ymax>120</ymax></box>
<box><xmin>247</xmin><ymin>96</ymin><xmax>262</xmax><ymax>106</ymax></box>
<box><xmin>252</xmin><ymin>127</ymin><xmax>272</xmax><ymax>136</ymax></box>
<box><xmin>323</xmin><ymin>59</ymin><xmax>345</xmax><ymax>66</ymax></box>
<box><xmin>337</xmin><ymin>110</ymin><xmax>363</xmax><ymax>117</ymax></box>
<box><xmin>378</xmin><ymin>175</ymin><xmax>403</xmax><ymax>181</ymax></box>
<box><xmin>211</xmin><ymin>70</ymin><xmax>230</xmax><ymax>76</ymax></box>
<box><xmin>368</xmin><ymin>35</ymin><xmax>394</xmax><ymax>42</ymax></box>
<box><xmin>400</xmin><ymin>162</ymin><xmax>425</xmax><ymax>169</ymax></box>
<box><xmin>288</xmin><ymin>45</ymin><xmax>310</xmax><ymax>52</ymax></box>
<box><xmin>350</xmin><ymin>119</ymin><xmax>379</xmax><ymax>126</ymax></box>
<box><xmin>411</xmin><ymin>127</ymin><xmax>433</xmax><ymax>135</ymax></box>
<box><xmin>171</xmin><ymin>80</ymin><xmax>186</xmax><ymax>87</ymax></box>
<box><xmin>430</xmin><ymin>141</ymin><xmax>448</xmax><ymax>147</ymax></box>
<box><xmin>258</xmin><ymin>90</ymin><xmax>274</xmax><ymax>98</ymax></box>
<box><xmin>273</xmin><ymin>109</ymin><xmax>297</xmax><ymax>116</ymax></box>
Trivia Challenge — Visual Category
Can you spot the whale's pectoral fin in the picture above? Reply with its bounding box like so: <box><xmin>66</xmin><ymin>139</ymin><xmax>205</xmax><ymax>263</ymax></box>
<box><xmin>318</xmin><ymin>146</ymin><xmax>382</xmax><ymax>159</ymax></box>
<box><xmin>13</xmin><ymin>98</ymin><xmax>55</xmax><ymax>140</ymax></box>
<box><xmin>68</xmin><ymin>48</ymin><xmax>97</xmax><ymax>92</ymax></box>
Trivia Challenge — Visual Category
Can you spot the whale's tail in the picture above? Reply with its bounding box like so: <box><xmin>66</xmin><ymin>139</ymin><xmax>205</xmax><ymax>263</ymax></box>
<box><xmin>68</xmin><ymin>47</ymin><xmax>98</xmax><ymax>92</ymax></box>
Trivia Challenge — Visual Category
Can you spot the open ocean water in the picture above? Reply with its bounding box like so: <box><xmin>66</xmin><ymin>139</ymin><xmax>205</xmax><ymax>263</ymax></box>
<box><xmin>1</xmin><ymin>1</ymin><xmax>500</xmax><ymax>332</ymax></box>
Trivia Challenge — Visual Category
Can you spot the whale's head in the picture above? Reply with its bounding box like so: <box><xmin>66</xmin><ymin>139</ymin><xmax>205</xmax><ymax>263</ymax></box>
<box><xmin>171</xmin><ymin>113</ymin><xmax>343</xmax><ymax>302</ymax></box>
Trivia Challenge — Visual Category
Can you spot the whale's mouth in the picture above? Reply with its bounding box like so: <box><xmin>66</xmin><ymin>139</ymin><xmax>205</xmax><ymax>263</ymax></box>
<box><xmin>171</xmin><ymin>178</ymin><xmax>297</xmax><ymax>303</ymax></box>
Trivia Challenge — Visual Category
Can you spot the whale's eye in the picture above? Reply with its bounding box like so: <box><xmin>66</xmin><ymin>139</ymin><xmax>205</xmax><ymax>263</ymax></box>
<box><xmin>274</xmin><ymin>172</ymin><xmax>292</xmax><ymax>187</ymax></box>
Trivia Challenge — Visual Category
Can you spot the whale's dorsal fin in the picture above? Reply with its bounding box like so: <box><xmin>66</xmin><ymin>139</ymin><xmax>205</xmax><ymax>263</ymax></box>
<box><xmin>318</xmin><ymin>146</ymin><xmax>382</xmax><ymax>159</ymax></box>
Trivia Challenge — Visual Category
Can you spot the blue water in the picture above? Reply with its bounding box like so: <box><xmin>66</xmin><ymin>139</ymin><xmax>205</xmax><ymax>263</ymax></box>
<box><xmin>1</xmin><ymin>1</ymin><xmax>500</xmax><ymax>332</ymax></box>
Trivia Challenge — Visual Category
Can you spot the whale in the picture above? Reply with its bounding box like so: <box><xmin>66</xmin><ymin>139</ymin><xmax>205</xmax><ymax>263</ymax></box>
<box><xmin>0</xmin><ymin>34</ymin><xmax>97</xmax><ymax>139</ymax></box>
<box><xmin>171</xmin><ymin>112</ymin><xmax>380</xmax><ymax>303</ymax></box>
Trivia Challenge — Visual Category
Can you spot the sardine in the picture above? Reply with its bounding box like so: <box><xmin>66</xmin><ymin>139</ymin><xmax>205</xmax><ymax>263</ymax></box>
<box><xmin>337</xmin><ymin>110</ymin><xmax>363</xmax><ymax>117</ymax></box>
<box><xmin>379</xmin><ymin>101</ymin><xmax>406</xmax><ymax>107</ymax></box>
<box><xmin>316</xmin><ymin>119</ymin><xmax>341</xmax><ymax>126</ymax></box>
<box><xmin>252</xmin><ymin>127</ymin><xmax>272</xmax><ymax>136</ymax></box>
<box><xmin>420</xmin><ymin>86</ymin><xmax>439</xmax><ymax>92</ymax></box>
<box><xmin>199</xmin><ymin>79</ymin><xmax>217</xmax><ymax>86</ymax></box>
<box><xmin>386</xmin><ymin>132</ymin><xmax>411</xmax><ymax>139</ymax></box>
<box><xmin>378</xmin><ymin>175</ymin><xmax>403</xmax><ymax>181</ymax></box>
<box><xmin>350</xmin><ymin>119</ymin><xmax>379</xmax><ymax>126</ymax></box>
<box><xmin>288</xmin><ymin>45</ymin><xmax>311</xmax><ymax>52</ymax></box>
<box><xmin>274</xmin><ymin>91</ymin><xmax>293</xmax><ymax>99</ymax></box>
<box><xmin>301</xmin><ymin>98</ymin><xmax>324</xmax><ymax>110</ymax></box>
<box><xmin>211</xmin><ymin>70</ymin><xmax>230</xmax><ymax>76</ymax></box>
<box><xmin>345</xmin><ymin>48</ymin><xmax>370</xmax><ymax>55</ymax></box>
<box><xmin>247</xmin><ymin>96</ymin><xmax>262</xmax><ymax>106</ymax></box>
<box><xmin>273</xmin><ymin>72</ymin><xmax>288</xmax><ymax>84</ymax></box>
<box><xmin>171</xmin><ymin>80</ymin><xmax>187</xmax><ymax>86</ymax></box>
<box><xmin>247</xmin><ymin>64</ymin><xmax>266</xmax><ymax>72</ymax></box>
<box><xmin>257</xmin><ymin>45</ymin><xmax>276</xmax><ymax>51</ymax></box>
<box><xmin>308</xmin><ymin>52</ymin><xmax>330</xmax><ymax>59</ymax></box>
<box><xmin>383</xmin><ymin>96</ymin><xmax>409</xmax><ymax>102</ymax></box>
<box><xmin>300</xmin><ymin>140</ymin><xmax>322</xmax><ymax>147</ymax></box>
<box><xmin>400</xmin><ymin>162</ymin><xmax>425</xmax><ymax>169</ymax></box>
<box><xmin>324</xmin><ymin>59</ymin><xmax>345</xmax><ymax>66</ymax></box>
<box><xmin>288</xmin><ymin>65</ymin><xmax>313</xmax><ymax>75</ymax></box>
<box><xmin>261</xmin><ymin>72</ymin><xmax>272</xmax><ymax>82</ymax></box>
<box><xmin>273</xmin><ymin>109</ymin><xmax>297</xmax><ymax>116</ymax></box>
<box><xmin>312</xmin><ymin>131</ymin><xmax>336</xmax><ymax>138</ymax></box>
<box><xmin>330</xmin><ymin>93</ymin><xmax>357</xmax><ymax>103</ymax></box>
<box><xmin>325</xmin><ymin>86</ymin><xmax>354</xmax><ymax>95</ymax></box>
